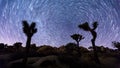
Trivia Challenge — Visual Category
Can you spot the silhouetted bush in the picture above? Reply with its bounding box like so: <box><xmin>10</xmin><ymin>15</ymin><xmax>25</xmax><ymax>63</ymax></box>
<box><xmin>29</xmin><ymin>44</ymin><xmax>37</xmax><ymax>52</ymax></box>
<box><xmin>112</xmin><ymin>41</ymin><xmax>120</xmax><ymax>51</ymax></box>
<box><xmin>13</xmin><ymin>42</ymin><xmax>23</xmax><ymax>52</ymax></box>
<box><xmin>0</xmin><ymin>43</ymin><xmax>5</xmax><ymax>49</ymax></box>
<box><xmin>79</xmin><ymin>46</ymin><xmax>89</xmax><ymax>53</ymax></box>
<box><xmin>64</xmin><ymin>43</ymin><xmax>81</xmax><ymax>56</ymax></box>
<box><xmin>37</xmin><ymin>45</ymin><xmax>58</xmax><ymax>56</ymax></box>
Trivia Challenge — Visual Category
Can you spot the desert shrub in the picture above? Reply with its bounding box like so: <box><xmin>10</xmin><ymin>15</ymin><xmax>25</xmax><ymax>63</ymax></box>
<box><xmin>0</xmin><ymin>43</ymin><xmax>5</xmax><ymax>49</ymax></box>
<box><xmin>37</xmin><ymin>45</ymin><xmax>57</xmax><ymax>56</ymax></box>
<box><xmin>57</xmin><ymin>45</ymin><xmax>66</xmax><ymax>55</ymax></box>
<box><xmin>79</xmin><ymin>46</ymin><xmax>89</xmax><ymax>53</ymax></box>
<box><xmin>64</xmin><ymin>43</ymin><xmax>81</xmax><ymax>56</ymax></box>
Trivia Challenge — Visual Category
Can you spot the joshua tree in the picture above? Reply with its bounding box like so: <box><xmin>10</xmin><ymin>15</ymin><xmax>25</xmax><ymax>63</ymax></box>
<box><xmin>22</xmin><ymin>20</ymin><xmax>37</xmax><ymax>66</ymax></box>
<box><xmin>78</xmin><ymin>22</ymin><xmax>100</xmax><ymax>64</ymax></box>
<box><xmin>71</xmin><ymin>34</ymin><xmax>84</xmax><ymax>46</ymax></box>
<box><xmin>112</xmin><ymin>41</ymin><xmax>120</xmax><ymax>51</ymax></box>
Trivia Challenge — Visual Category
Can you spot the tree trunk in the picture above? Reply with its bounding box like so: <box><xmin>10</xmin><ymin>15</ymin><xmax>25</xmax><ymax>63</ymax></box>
<box><xmin>91</xmin><ymin>39</ymin><xmax>100</xmax><ymax>64</ymax></box>
<box><xmin>22</xmin><ymin>36</ymin><xmax>31</xmax><ymax>67</ymax></box>
<box><xmin>77</xmin><ymin>41</ymin><xmax>79</xmax><ymax>46</ymax></box>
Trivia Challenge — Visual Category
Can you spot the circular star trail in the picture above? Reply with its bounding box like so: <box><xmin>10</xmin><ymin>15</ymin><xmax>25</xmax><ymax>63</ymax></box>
<box><xmin>0</xmin><ymin>0</ymin><xmax>120</xmax><ymax>48</ymax></box>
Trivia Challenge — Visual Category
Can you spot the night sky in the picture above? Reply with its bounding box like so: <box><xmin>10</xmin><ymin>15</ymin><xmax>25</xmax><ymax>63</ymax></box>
<box><xmin>0</xmin><ymin>0</ymin><xmax>120</xmax><ymax>48</ymax></box>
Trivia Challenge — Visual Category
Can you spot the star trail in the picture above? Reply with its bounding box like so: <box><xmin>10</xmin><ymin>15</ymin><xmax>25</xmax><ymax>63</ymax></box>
<box><xmin>0</xmin><ymin>0</ymin><xmax>120</xmax><ymax>48</ymax></box>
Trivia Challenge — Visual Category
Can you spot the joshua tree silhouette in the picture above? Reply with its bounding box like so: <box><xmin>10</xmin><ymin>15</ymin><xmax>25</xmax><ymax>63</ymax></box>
<box><xmin>78</xmin><ymin>22</ymin><xmax>100</xmax><ymax>64</ymax></box>
<box><xmin>71</xmin><ymin>34</ymin><xmax>84</xmax><ymax>46</ymax></box>
<box><xmin>22</xmin><ymin>20</ymin><xmax>37</xmax><ymax>66</ymax></box>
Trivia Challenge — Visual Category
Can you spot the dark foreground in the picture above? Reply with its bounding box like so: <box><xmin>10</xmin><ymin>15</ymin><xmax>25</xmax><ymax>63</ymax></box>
<box><xmin>0</xmin><ymin>44</ymin><xmax>120</xmax><ymax>68</ymax></box>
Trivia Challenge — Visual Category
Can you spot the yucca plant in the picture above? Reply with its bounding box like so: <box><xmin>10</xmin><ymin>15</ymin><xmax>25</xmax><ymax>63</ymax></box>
<box><xmin>71</xmin><ymin>34</ymin><xmax>84</xmax><ymax>46</ymax></box>
<box><xmin>22</xmin><ymin>20</ymin><xmax>37</xmax><ymax>66</ymax></box>
<box><xmin>78</xmin><ymin>22</ymin><xmax>100</xmax><ymax>64</ymax></box>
